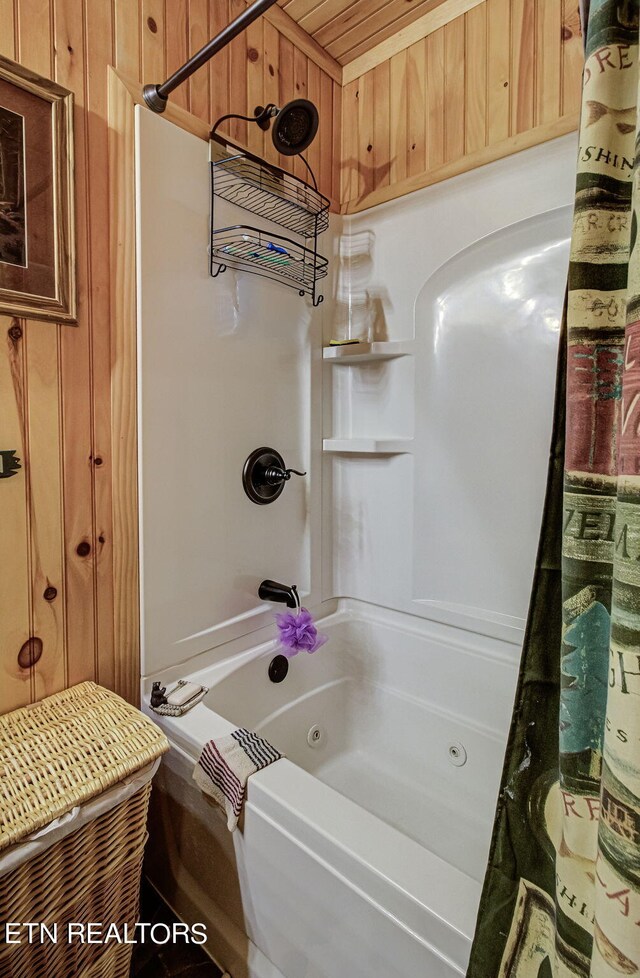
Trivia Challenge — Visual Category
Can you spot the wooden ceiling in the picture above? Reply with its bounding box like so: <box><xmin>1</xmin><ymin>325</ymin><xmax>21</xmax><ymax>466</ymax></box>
<box><xmin>277</xmin><ymin>0</ymin><xmax>450</xmax><ymax>66</ymax></box>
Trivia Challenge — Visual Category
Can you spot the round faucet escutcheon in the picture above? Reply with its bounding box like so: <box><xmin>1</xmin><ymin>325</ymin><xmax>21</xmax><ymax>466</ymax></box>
<box><xmin>242</xmin><ymin>447</ymin><xmax>306</xmax><ymax>505</ymax></box>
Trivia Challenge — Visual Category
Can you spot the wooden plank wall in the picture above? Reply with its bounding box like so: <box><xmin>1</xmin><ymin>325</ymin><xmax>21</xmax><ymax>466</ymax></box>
<box><xmin>340</xmin><ymin>0</ymin><xmax>584</xmax><ymax>211</ymax></box>
<box><xmin>0</xmin><ymin>0</ymin><xmax>584</xmax><ymax>713</ymax></box>
<box><xmin>0</xmin><ymin>0</ymin><xmax>339</xmax><ymax>714</ymax></box>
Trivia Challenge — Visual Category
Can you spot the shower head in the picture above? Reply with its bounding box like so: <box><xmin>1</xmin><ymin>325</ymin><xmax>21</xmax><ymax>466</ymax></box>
<box><xmin>211</xmin><ymin>100</ymin><xmax>319</xmax><ymax>157</ymax></box>
<box><xmin>269</xmin><ymin>99</ymin><xmax>319</xmax><ymax>156</ymax></box>
<box><xmin>210</xmin><ymin>99</ymin><xmax>320</xmax><ymax>188</ymax></box>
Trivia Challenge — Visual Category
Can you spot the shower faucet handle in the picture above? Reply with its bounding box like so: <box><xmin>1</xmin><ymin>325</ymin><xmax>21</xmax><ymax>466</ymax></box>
<box><xmin>263</xmin><ymin>465</ymin><xmax>306</xmax><ymax>485</ymax></box>
<box><xmin>242</xmin><ymin>447</ymin><xmax>306</xmax><ymax>505</ymax></box>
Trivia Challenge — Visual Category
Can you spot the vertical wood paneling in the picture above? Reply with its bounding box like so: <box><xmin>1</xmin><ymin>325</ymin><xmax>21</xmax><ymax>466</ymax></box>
<box><xmin>486</xmin><ymin>0</ymin><xmax>511</xmax><ymax>144</ymax></box>
<box><xmin>511</xmin><ymin>0</ymin><xmax>536</xmax><ymax>134</ymax></box>
<box><xmin>55</xmin><ymin>0</ymin><xmax>98</xmax><ymax>689</ymax></box>
<box><xmin>1</xmin><ymin>0</ymin><xmax>338</xmax><ymax>714</ymax></box>
<box><xmin>228</xmin><ymin>0</ymin><xmax>247</xmax><ymax>144</ymax></box>
<box><xmin>320</xmin><ymin>68</ymin><xmax>333</xmax><ymax>200</ymax></box>
<box><xmin>443</xmin><ymin>16</ymin><xmax>465</xmax><ymax>163</ymax></box>
<box><xmin>108</xmin><ymin>69</ymin><xmax>140</xmax><ymax>704</ymax></box>
<box><xmin>263</xmin><ymin>19</ymin><xmax>280</xmax><ymax>166</ymax></box>
<box><xmin>307</xmin><ymin>59</ymin><xmax>322</xmax><ymax>182</ymax></box>
<box><xmin>114</xmin><ymin>0</ymin><xmax>140</xmax><ymax>79</ymax></box>
<box><xmin>341</xmin><ymin>0</ymin><xmax>583</xmax><ymax>209</ymax></box>
<box><xmin>209</xmin><ymin>0</ymin><xmax>229</xmax><ymax>127</ymax></box>
<box><xmin>188</xmin><ymin>0</ymin><xmax>209</xmax><ymax>120</ymax></box>
<box><xmin>341</xmin><ymin>78</ymin><xmax>359</xmax><ymax>203</ymax></box>
<box><xmin>86</xmin><ymin>0</ymin><xmax>115</xmax><ymax>690</ymax></box>
<box><xmin>141</xmin><ymin>0</ymin><xmax>165</xmax><ymax>83</ymax></box>
<box><xmin>427</xmin><ymin>28</ymin><xmax>445</xmax><ymax>169</ymax></box>
<box><xmin>0</xmin><ymin>0</ymin><xmax>17</xmax><ymax>57</ymax></box>
<box><xmin>245</xmin><ymin>16</ymin><xmax>264</xmax><ymax>155</ymax></box>
<box><xmin>293</xmin><ymin>47</ymin><xmax>308</xmax><ymax>94</ymax></box>
<box><xmin>389</xmin><ymin>48</ymin><xmax>407</xmax><ymax>185</ymax></box>
<box><xmin>356</xmin><ymin>69</ymin><xmax>374</xmax><ymax>197</ymax></box>
<box><xmin>16</xmin><ymin>0</ymin><xmax>52</xmax><ymax>71</ymax></box>
<box><xmin>464</xmin><ymin>4</ymin><xmax>486</xmax><ymax>154</ymax></box>
<box><xmin>17</xmin><ymin>0</ymin><xmax>67</xmax><ymax>700</ymax></box>
<box><xmin>278</xmin><ymin>32</ymin><xmax>294</xmax><ymax>171</ymax></box>
<box><xmin>292</xmin><ymin>45</ymin><xmax>307</xmax><ymax>179</ymax></box>
<box><xmin>406</xmin><ymin>37</ymin><xmax>426</xmax><ymax>177</ymax></box>
<box><xmin>26</xmin><ymin>324</ymin><xmax>66</xmax><ymax>700</ymax></box>
<box><xmin>0</xmin><ymin>16</ymin><xmax>21</xmax><ymax>705</ymax></box>
<box><xmin>0</xmin><ymin>320</ymin><xmax>32</xmax><ymax>712</ymax></box>
<box><xmin>331</xmin><ymin>75</ymin><xmax>342</xmax><ymax>203</ymax></box>
<box><xmin>536</xmin><ymin>0</ymin><xmax>561</xmax><ymax>125</ymax></box>
<box><xmin>1</xmin><ymin>0</ymin><xmax>576</xmax><ymax>709</ymax></box>
<box><xmin>373</xmin><ymin>60</ymin><xmax>390</xmax><ymax>191</ymax></box>
<box><xmin>165</xmin><ymin>0</ymin><xmax>189</xmax><ymax>110</ymax></box>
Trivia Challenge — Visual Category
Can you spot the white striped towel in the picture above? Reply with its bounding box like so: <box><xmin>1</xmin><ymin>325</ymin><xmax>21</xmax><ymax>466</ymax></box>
<box><xmin>192</xmin><ymin>728</ymin><xmax>283</xmax><ymax>831</ymax></box>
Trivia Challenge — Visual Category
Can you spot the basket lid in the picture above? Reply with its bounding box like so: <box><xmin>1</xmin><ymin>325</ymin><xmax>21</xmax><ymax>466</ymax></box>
<box><xmin>0</xmin><ymin>682</ymin><xmax>168</xmax><ymax>851</ymax></box>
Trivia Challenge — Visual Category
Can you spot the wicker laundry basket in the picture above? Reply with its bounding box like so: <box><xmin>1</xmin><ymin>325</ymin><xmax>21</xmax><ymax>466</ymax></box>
<box><xmin>0</xmin><ymin>682</ymin><xmax>168</xmax><ymax>978</ymax></box>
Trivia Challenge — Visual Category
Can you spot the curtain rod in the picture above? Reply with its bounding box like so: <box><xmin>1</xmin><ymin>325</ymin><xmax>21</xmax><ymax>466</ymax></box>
<box><xmin>143</xmin><ymin>0</ymin><xmax>280</xmax><ymax>113</ymax></box>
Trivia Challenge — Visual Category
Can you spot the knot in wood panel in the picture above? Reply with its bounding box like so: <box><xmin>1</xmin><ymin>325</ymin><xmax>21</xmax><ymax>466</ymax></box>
<box><xmin>18</xmin><ymin>638</ymin><xmax>43</xmax><ymax>669</ymax></box>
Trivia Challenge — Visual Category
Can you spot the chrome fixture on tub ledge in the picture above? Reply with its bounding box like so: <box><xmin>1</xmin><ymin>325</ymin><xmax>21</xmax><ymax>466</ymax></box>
<box><xmin>243</xmin><ymin>447</ymin><xmax>306</xmax><ymax>505</ymax></box>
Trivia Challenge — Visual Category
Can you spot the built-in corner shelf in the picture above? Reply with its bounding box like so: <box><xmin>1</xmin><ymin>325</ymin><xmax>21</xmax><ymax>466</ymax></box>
<box><xmin>323</xmin><ymin>438</ymin><xmax>414</xmax><ymax>455</ymax></box>
<box><xmin>322</xmin><ymin>341</ymin><xmax>414</xmax><ymax>364</ymax></box>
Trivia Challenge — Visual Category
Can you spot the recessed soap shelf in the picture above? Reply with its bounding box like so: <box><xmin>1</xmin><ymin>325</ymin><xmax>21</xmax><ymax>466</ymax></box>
<box><xmin>323</xmin><ymin>341</ymin><xmax>414</xmax><ymax>363</ymax></box>
<box><xmin>323</xmin><ymin>343</ymin><xmax>414</xmax><ymax>455</ymax></box>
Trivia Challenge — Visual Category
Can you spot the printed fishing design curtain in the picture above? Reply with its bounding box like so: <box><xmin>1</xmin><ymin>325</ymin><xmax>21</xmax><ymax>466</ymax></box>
<box><xmin>467</xmin><ymin>2</ymin><xmax>640</xmax><ymax>975</ymax></box>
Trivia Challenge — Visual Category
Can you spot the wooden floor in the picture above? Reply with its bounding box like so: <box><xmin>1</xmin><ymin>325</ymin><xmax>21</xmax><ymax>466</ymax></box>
<box><xmin>130</xmin><ymin>881</ymin><xmax>222</xmax><ymax>978</ymax></box>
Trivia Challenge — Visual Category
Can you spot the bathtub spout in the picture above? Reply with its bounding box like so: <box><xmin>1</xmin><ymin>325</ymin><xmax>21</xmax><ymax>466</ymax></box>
<box><xmin>258</xmin><ymin>580</ymin><xmax>299</xmax><ymax>609</ymax></box>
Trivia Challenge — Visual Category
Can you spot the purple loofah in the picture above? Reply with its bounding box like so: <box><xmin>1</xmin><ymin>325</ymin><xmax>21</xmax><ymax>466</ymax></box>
<box><xmin>275</xmin><ymin>608</ymin><xmax>328</xmax><ymax>657</ymax></box>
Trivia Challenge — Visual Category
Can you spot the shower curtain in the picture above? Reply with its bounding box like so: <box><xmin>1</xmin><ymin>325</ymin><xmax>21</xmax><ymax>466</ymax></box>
<box><xmin>467</xmin><ymin>2</ymin><xmax>640</xmax><ymax>976</ymax></box>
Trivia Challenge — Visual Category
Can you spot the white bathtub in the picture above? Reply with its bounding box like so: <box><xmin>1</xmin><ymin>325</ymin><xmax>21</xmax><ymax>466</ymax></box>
<box><xmin>143</xmin><ymin>600</ymin><xmax>519</xmax><ymax>978</ymax></box>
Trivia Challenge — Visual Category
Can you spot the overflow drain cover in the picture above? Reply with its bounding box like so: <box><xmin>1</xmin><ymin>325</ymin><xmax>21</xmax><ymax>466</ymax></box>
<box><xmin>307</xmin><ymin>724</ymin><xmax>324</xmax><ymax>747</ymax></box>
<box><xmin>448</xmin><ymin>742</ymin><xmax>467</xmax><ymax>767</ymax></box>
<box><xmin>268</xmin><ymin>655</ymin><xmax>289</xmax><ymax>683</ymax></box>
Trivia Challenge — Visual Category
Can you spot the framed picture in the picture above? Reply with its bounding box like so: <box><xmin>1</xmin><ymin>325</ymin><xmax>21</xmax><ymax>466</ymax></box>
<box><xmin>0</xmin><ymin>55</ymin><xmax>76</xmax><ymax>324</ymax></box>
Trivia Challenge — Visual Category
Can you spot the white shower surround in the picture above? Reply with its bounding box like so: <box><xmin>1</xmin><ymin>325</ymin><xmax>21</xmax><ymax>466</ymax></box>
<box><xmin>136</xmin><ymin>107</ymin><xmax>577</xmax><ymax>978</ymax></box>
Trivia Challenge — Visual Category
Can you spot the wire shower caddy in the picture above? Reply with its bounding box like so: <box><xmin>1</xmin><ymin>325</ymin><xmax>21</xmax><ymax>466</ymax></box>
<box><xmin>210</xmin><ymin>142</ymin><xmax>329</xmax><ymax>306</ymax></box>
